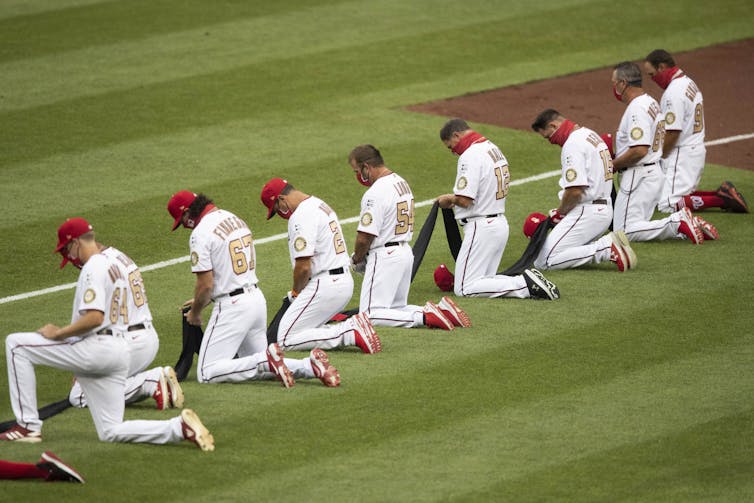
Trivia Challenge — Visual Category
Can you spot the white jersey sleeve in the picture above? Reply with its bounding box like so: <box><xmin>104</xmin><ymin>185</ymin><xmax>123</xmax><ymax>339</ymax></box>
<box><xmin>189</xmin><ymin>209</ymin><xmax>259</xmax><ymax>296</ymax></box>
<box><xmin>662</xmin><ymin>74</ymin><xmax>704</xmax><ymax>147</ymax></box>
<box><xmin>358</xmin><ymin>173</ymin><xmax>414</xmax><ymax>248</ymax></box>
<box><xmin>452</xmin><ymin>140</ymin><xmax>509</xmax><ymax>220</ymax></box>
<box><xmin>288</xmin><ymin>196</ymin><xmax>349</xmax><ymax>276</ymax></box>
<box><xmin>614</xmin><ymin>94</ymin><xmax>663</xmax><ymax>166</ymax></box>
<box><xmin>560</xmin><ymin>127</ymin><xmax>614</xmax><ymax>203</ymax></box>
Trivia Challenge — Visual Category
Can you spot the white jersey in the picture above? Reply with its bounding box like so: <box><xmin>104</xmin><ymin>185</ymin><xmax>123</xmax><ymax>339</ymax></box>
<box><xmin>71</xmin><ymin>253</ymin><xmax>129</xmax><ymax>334</ymax></box>
<box><xmin>615</xmin><ymin>93</ymin><xmax>664</xmax><ymax>166</ymax></box>
<box><xmin>189</xmin><ymin>208</ymin><xmax>259</xmax><ymax>297</ymax></box>
<box><xmin>452</xmin><ymin>139</ymin><xmax>509</xmax><ymax>221</ymax></box>
<box><xmin>661</xmin><ymin>71</ymin><xmax>705</xmax><ymax>148</ymax></box>
<box><xmin>559</xmin><ymin>127</ymin><xmax>614</xmax><ymax>203</ymax></box>
<box><xmin>101</xmin><ymin>247</ymin><xmax>152</xmax><ymax>326</ymax></box>
<box><xmin>358</xmin><ymin>172</ymin><xmax>414</xmax><ymax>248</ymax></box>
<box><xmin>288</xmin><ymin>196</ymin><xmax>349</xmax><ymax>276</ymax></box>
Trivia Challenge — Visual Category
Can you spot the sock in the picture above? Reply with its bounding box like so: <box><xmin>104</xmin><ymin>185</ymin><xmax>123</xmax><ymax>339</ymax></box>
<box><xmin>682</xmin><ymin>193</ymin><xmax>725</xmax><ymax>211</ymax></box>
<box><xmin>0</xmin><ymin>460</ymin><xmax>48</xmax><ymax>480</ymax></box>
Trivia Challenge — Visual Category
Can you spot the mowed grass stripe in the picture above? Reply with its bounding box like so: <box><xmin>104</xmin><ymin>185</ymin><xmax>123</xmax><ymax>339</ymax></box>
<box><xmin>477</xmin><ymin>410</ymin><xmax>754</xmax><ymax>502</ymax></box>
<box><xmin>7</xmin><ymin>1</ymin><xmax>754</xmax><ymax>167</ymax></box>
<box><xmin>0</xmin><ymin>0</ymin><xmax>347</xmax><ymax>62</ymax></box>
<box><xmin>2</xmin><ymin>2</ymin><xmax>626</xmax><ymax>167</ymax></box>
<box><xmin>0</xmin><ymin>0</ymin><xmax>593</xmax><ymax>112</ymax></box>
<box><xmin>197</xmin><ymin>346</ymin><xmax>752</xmax><ymax>502</ymax></box>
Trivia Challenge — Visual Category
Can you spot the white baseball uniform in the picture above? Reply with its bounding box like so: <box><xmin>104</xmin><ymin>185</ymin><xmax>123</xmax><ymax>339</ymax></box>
<box><xmin>6</xmin><ymin>252</ymin><xmax>185</xmax><ymax>444</ymax></box>
<box><xmin>69</xmin><ymin>246</ymin><xmax>162</xmax><ymax>407</ymax></box>
<box><xmin>656</xmin><ymin>70</ymin><xmax>706</xmax><ymax>212</ymax></box>
<box><xmin>451</xmin><ymin>138</ymin><xmax>530</xmax><ymax>298</ymax></box>
<box><xmin>190</xmin><ymin>209</ymin><xmax>315</xmax><ymax>382</ymax></box>
<box><xmin>357</xmin><ymin>173</ymin><xmax>425</xmax><ymax>327</ymax></box>
<box><xmin>276</xmin><ymin>196</ymin><xmax>362</xmax><ymax>350</ymax></box>
<box><xmin>613</xmin><ymin>94</ymin><xmax>689</xmax><ymax>241</ymax></box>
<box><xmin>534</xmin><ymin>127</ymin><xmax>616</xmax><ymax>269</ymax></box>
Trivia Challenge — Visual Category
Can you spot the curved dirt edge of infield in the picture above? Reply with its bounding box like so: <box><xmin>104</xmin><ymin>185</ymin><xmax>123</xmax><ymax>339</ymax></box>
<box><xmin>407</xmin><ymin>38</ymin><xmax>754</xmax><ymax>171</ymax></box>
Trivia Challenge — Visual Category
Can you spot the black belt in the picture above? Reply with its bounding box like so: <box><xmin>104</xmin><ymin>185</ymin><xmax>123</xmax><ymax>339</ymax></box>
<box><xmin>642</xmin><ymin>162</ymin><xmax>658</xmax><ymax>167</ymax></box>
<box><xmin>227</xmin><ymin>288</ymin><xmax>245</xmax><ymax>297</ymax></box>
<box><xmin>592</xmin><ymin>199</ymin><xmax>608</xmax><ymax>205</ymax></box>
<box><xmin>460</xmin><ymin>214</ymin><xmax>500</xmax><ymax>224</ymax></box>
<box><xmin>97</xmin><ymin>323</ymin><xmax>146</xmax><ymax>336</ymax></box>
<box><xmin>328</xmin><ymin>267</ymin><xmax>345</xmax><ymax>275</ymax></box>
<box><xmin>384</xmin><ymin>242</ymin><xmax>400</xmax><ymax>247</ymax></box>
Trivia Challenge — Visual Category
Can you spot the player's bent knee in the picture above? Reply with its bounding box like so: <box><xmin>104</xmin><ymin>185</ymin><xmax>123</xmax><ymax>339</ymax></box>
<box><xmin>98</xmin><ymin>426</ymin><xmax>119</xmax><ymax>443</ymax></box>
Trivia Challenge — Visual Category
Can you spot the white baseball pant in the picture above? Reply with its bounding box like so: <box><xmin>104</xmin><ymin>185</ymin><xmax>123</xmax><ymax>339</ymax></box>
<box><xmin>613</xmin><ymin>165</ymin><xmax>684</xmax><ymax>241</ymax></box>
<box><xmin>454</xmin><ymin>216</ymin><xmax>528</xmax><ymax>298</ymax></box>
<box><xmin>6</xmin><ymin>331</ymin><xmax>184</xmax><ymax>444</ymax></box>
<box><xmin>534</xmin><ymin>203</ymin><xmax>613</xmax><ymax>270</ymax></box>
<box><xmin>360</xmin><ymin>243</ymin><xmax>423</xmax><ymax>327</ymax></box>
<box><xmin>277</xmin><ymin>271</ymin><xmax>357</xmax><ymax>351</ymax></box>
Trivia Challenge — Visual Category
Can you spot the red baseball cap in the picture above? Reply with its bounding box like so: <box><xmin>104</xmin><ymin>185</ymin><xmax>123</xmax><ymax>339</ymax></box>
<box><xmin>260</xmin><ymin>178</ymin><xmax>288</xmax><ymax>219</ymax></box>
<box><xmin>167</xmin><ymin>190</ymin><xmax>197</xmax><ymax>230</ymax></box>
<box><xmin>523</xmin><ymin>212</ymin><xmax>547</xmax><ymax>238</ymax></box>
<box><xmin>433</xmin><ymin>264</ymin><xmax>455</xmax><ymax>292</ymax></box>
<box><xmin>55</xmin><ymin>217</ymin><xmax>93</xmax><ymax>268</ymax></box>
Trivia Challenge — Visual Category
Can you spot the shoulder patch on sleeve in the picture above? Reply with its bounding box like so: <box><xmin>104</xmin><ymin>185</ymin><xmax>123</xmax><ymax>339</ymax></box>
<box><xmin>83</xmin><ymin>289</ymin><xmax>96</xmax><ymax>303</ymax></box>
<box><xmin>190</xmin><ymin>251</ymin><xmax>199</xmax><ymax>266</ymax></box>
<box><xmin>565</xmin><ymin>169</ymin><xmax>577</xmax><ymax>182</ymax></box>
<box><xmin>294</xmin><ymin>236</ymin><xmax>307</xmax><ymax>252</ymax></box>
<box><xmin>456</xmin><ymin>176</ymin><xmax>468</xmax><ymax>190</ymax></box>
<box><xmin>665</xmin><ymin>112</ymin><xmax>676</xmax><ymax>125</ymax></box>
<box><xmin>630</xmin><ymin>127</ymin><xmax>643</xmax><ymax>140</ymax></box>
<box><xmin>360</xmin><ymin>212</ymin><xmax>373</xmax><ymax>226</ymax></box>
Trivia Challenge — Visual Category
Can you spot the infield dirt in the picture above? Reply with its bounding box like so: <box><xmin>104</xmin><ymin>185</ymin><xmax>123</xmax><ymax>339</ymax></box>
<box><xmin>408</xmin><ymin>38</ymin><xmax>754</xmax><ymax>171</ymax></box>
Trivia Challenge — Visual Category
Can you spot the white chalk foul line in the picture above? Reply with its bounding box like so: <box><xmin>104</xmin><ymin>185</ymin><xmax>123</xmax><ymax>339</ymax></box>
<box><xmin>704</xmin><ymin>132</ymin><xmax>754</xmax><ymax>146</ymax></box>
<box><xmin>3</xmin><ymin>128</ymin><xmax>752</xmax><ymax>305</ymax></box>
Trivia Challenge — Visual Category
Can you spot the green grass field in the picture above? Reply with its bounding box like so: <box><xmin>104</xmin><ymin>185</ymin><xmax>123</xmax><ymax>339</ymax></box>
<box><xmin>1</xmin><ymin>1</ymin><xmax>753</xmax><ymax>501</ymax></box>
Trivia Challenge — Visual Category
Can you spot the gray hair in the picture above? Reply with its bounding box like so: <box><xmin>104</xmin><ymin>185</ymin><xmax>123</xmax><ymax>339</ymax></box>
<box><xmin>614</xmin><ymin>61</ymin><xmax>642</xmax><ymax>87</ymax></box>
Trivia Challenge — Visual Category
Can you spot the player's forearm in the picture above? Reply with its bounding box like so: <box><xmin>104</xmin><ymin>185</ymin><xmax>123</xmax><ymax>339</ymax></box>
<box><xmin>613</xmin><ymin>146</ymin><xmax>648</xmax><ymax>170</ymax></box>
<box><xmin>40</xmin><ymin>310</ymin><xmax>104</xmax><ymax>340</ymax></box>
<box><xmin>559</xmin><ymin>187</ymin><xmax>586</xmax><ymax>215</ymax></box>
<box><xmin>662</xmin><ymin>131</ymin><xmax>680</xmax><ymax>157</ymax></box>
<box><xmin>292</xmin><ymin>259</ymin><xmax>312</xmax><ymax>294</ymax></box>
<box><xmin>190</xmin><ymin>272</ymin><xmax>214</xmax><ymax>314</ymax></box>
<box><xmin>437</xmin><ymin>193</ymin><xmax>473</xmax><ymax>209</ymax></box>
<box><xmin>352</xmin><ymin>232</ymin><xmax>375</xmax><ymax>264</ymax></box>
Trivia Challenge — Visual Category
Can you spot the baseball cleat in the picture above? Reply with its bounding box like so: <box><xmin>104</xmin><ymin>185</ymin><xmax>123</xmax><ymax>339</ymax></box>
<box><xmin>694</xmin><ymin>215</ymin><xmax>719</xmax><ymax>240</ymax></box>
<box><xmin>266</xmin><ymin>343</ymin><xmax>295</xmax><ymax>388</ymax></box>
<box><xmin>677</xmin><ymin>207</ymin><xmax>704</xmax><ymax>244</ymax></box>
<box><xmin>163</xmin><ymin>366</ymin><xmax>185</xmax><ymax>409</ymax></box>
<box><xmin>609</xmin><ymin>231</ymin><xmax>637</xmax><ymax>271</ymax></box>
<box><xmin>422</xmin><ymin>302</ymin><xmax>455</xmax><ymax>330</ymax></box>
<box><xmin>38</xmin><ymin>451</ymin><xmax>85</xmax><ymax>483</ymax></box>
<box><xmin>152</xmin><ymin>370</ymin><xmax>169</xmax><ymax>410</ymax></box>
<box><xmin>523</xmin><ymin>269</ymin><xmax>560</xmax><ymax>300</ymax></box>
<box><xmin>0</xmin><ymin>424</ymin><xmax>42</xmax><ymax>443</ymax></box>
<box><xmin>352</xmin><ymin>313</ymin><xmax>382</xmax><ymax>354</ymax></box>
<box><xmin>438</xmin><ymin>296</ymin><xmax>472</xmax><ymax>327</ymax></box>
<box><xmin>180</xmin><ymin>409</ymin><xmax>214</xmax><ymax>452</ymax></box>
<box><xmin>309</xmin><ymin>349</ymin><xmax>341</xmax><ymax>387</ymax></box>
<box><xmin>717</xmin><ymin>181</ymin><xmax>749</xmax><ymax>213</ymax></box>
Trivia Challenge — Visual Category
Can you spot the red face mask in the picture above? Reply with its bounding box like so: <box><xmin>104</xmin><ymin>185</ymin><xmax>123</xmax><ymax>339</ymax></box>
<box><xmin>451</xmin><ymin>131</ymin><xmax>486</xmax><ymax>156</ymax></box>
<box><xmin>548</xmin><ymin>120</ymin><xmax>576</xmax><ymax>147</ymax></box>
<box><xmin>612</xmin><ymin>83</ymin><xmax>625</xmax><ymax>102</ymax></box>
<box><xmin>355</xmin><ymin>168</ymin><xmax>371</xmax><ymax>187</ymax></box>
<box><xmin>651</xmin><ymin>66</ymin><xmax>680</xmax><ymax>90</ymax></box>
